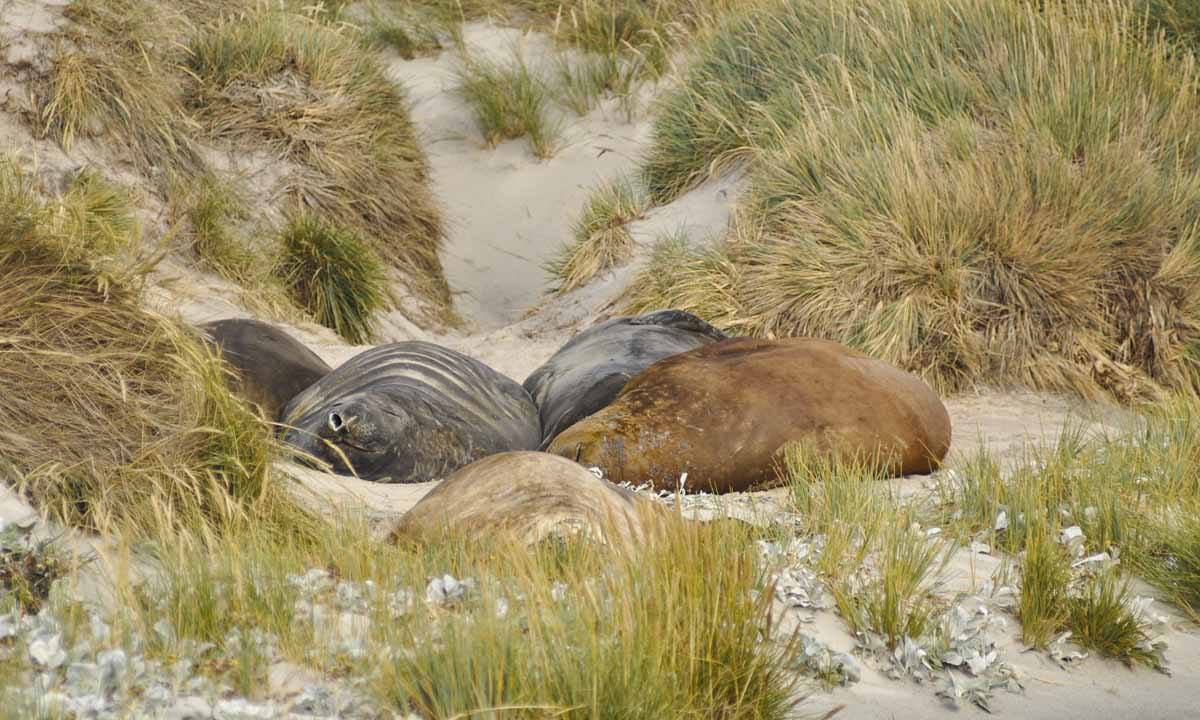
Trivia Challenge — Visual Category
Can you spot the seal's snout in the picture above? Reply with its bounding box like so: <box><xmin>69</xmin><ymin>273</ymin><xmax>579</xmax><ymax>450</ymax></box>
<box><xmin>327</xmin><ymin>411</ymin><xmax>358</xmax><ymax>435</ymax></box>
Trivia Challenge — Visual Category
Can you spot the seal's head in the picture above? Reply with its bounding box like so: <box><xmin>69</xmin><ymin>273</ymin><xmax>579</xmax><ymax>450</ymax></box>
<box><xmin>283</xmin><ymin>394</ymin><xmax>414</xmax><ymax>482</ymax></box>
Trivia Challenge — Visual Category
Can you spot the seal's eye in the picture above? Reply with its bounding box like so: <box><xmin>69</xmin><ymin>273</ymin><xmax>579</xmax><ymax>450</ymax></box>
<box><xmin>327</xmin><ymin>412</ymin><xmax>358</xmax><ymax>435</ymax></box>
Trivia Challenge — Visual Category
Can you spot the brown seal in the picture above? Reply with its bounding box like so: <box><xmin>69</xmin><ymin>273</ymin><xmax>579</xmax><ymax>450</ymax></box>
<box><xmin>200</xmin><ymin>318</ymin><xmax>332</xmax><ymax>421</ymax></box>
<box><xmin>546</xmin><ymin>337</ymin><xmax>951</xmax><ymax>493</ymax></box>
<box><xmin>387</xmin><ymin>451</ymin><xmax>664</xmax><ymax>547</ymax></box>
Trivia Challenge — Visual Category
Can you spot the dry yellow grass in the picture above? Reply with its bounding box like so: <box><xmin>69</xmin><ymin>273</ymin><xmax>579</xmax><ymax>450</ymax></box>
<box><xmin>0</xmin><ymin>159</ymin><xmax>299</xmax><ymax>534</ymax></box>
<box><xmin>637</xmin><ymin>0</ymin><xmax>1200</xmax><ymax>398</ymax></box>
<box><xmin>186</xmin><ymin>10</ymin><xmax>451</xmax><ymax>321</ymax></box>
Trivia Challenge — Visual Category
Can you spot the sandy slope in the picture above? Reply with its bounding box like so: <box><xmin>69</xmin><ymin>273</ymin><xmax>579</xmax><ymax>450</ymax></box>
<box><xmin>3</xmin><ymin>9</ymin><xmax>1198</xmax><ymax>718</ymax></box>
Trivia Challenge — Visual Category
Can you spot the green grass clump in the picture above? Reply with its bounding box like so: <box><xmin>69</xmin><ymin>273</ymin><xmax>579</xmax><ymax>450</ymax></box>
<box><xmin>1135</xmin><ymin>499</ymin><xmax>1200</xmax><ymax>619</ymax></box>
<box><xmin>546</xmin><ymin>176</ymin><xmax>646</xmax><ymax>293</ymax></box>
<box><xmin>0</xmin><ymin>159</ymin><xmax>298</xmax><ymax>535</ymax></box>
<box><xmin>931</xmin><ymin>395</ymin><xmax>1200</xmax><ymax>626</ymax></box>
<box><xmin>638</xmin><ymin>0</ymin><xmax>1200</xmax><ymax>399</ymax></box>
<box><xmin>186</xmin><ymin>10</ymin><xmax>450</xmax><ymax>319</ymax></box>
<box><xmin>550</xmin><ymin>51</ymin><xmax>637</xmax><ymax>116</ymax></box>
<box><xmin>1066</xmin><ymin>569</ymin><xmax>1165</xmax><ymax>669</ymax></box>
<box><xmin>785</xmin><ymin>447</ymin><xmax>950</xmax><ymax>649</ymax></box>
<box><xmin>177</xmin><ymin>177</ymin><xmax>304</xmax><ymax>322</ymax></box>
<box><xmin>1016</xmin><ymin>522</ymin><xmax>1071</xmax><ymax>649</ymax></box>
<box><xmin>454</xmin><ymin>50</ymin><xmax>563</xmax><ymax>158</ymax></box>
<box><xmin>53</xmin><ymin>168</ymin><xmax>137</xmax><ymax>260</ymax></box>
<box><xmin>831</xmin><ymin>516</ymin><xmax>951</xmax><ymax>650</ymax></box>
<box><xmin>517</xmin><ymin>0</ymin><xmax>742</xmax><ymax>74</ymax></box>
<box><xmin>361</xmin><ymin>5</ymin><xmax>446</xmax><ymax>59</ymax></box>
<box><xmin>275</xmin><ymin>214</ymin><xmax>388</xmax><ymax>344</ymax></box>
<box><xmin>124</xmin><ymin>511</ymin><xmax>801</xmax><ymax>718</ymax></box>
<box><xmin>185</xmin><ymin>177</ymin><xmax>256</xmax><ymax>279</ymax></box>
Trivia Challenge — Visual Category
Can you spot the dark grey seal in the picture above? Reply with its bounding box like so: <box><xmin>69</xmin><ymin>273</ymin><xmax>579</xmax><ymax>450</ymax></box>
<box><xmin>523</xmin><ymin>309</ymin><xmax>727</xmax><ymax>448</ymax></box>
<box><xmin>200</xmin><ymin>318</ymin><xmax>332</xmax><ymax>422</ymax></box>
<box><xmin>281</xmin><ymin>341</ymin><xmax>541</xmax><ymax>483</ymax></box>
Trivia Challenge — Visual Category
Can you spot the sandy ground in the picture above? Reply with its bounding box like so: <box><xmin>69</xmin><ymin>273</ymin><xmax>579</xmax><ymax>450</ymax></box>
<box><xmin>3</xmin><ymin>10</ymin><xmax>1198</xmax><ymax>718</ymax></box>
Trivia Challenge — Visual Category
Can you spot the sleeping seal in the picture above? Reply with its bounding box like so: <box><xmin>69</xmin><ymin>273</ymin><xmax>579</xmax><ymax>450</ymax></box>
<box><xmin>546</xmin><ymin>337</ymin><xmax>951</xmax><ymax>493</ymax></box>
<box><xmin>200</xmin><ymin>318</ymin><xmax>332</xmax><ymax>421</ymax></box>
<box><xmin>281</xmin><ymin>341</ymin><xmax>541</xmax><ymax>483</ymax></box>
<box><xmin>388</xmin><ymin>451</ymin><xmax>665</xmax><ymax>548</ymax></box>
<box><xmin>523</xmin><ymin>309</ymin><xmax>726</xmax><ymax>448</ymax></box>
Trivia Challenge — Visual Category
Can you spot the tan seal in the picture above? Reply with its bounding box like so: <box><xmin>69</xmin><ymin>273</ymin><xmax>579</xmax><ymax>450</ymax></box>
<box><xmin>387</xmin><ymin>451</ymin><xmax>664</xmax><ymax>547</ymax></box>
<box><xmin>546</xmin><ymin>337</ymin><xmax>951</xmax><ymax>493</ymax></box>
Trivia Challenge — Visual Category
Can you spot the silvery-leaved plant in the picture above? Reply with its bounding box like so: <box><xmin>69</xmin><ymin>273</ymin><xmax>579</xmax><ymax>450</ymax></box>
<box><xmin>794</xmin><ymin>634</ymin><xmax>861</xmax><ymax>687</ymax></box>
<box><xmin>336</xmin><ymin>580</ymin><xmax>374</xmax><ymax>614</ymax></box>
<box><xmin>388</xmin><ymin>587</ymin><xmax>415</xmax><ymax>619</ymax></box>
<box><xmin>214</xmin><ymin>697</ymin><xmax>277</xmax><ymax>719</ymax></box>
<box><xmin>424</xmin><ymin>574</ymin><xmax>475</xmax><ymax>606</ymax></box>
<box><xmin>1047</xmin><ymin>631</ymin><xmax>1088</xmax><ymax>668</ymax></box>
<box><xmin>550</xmin><ymin>581</ymin><xmax>568</xmax><ymax>602</ymax></box>
<box><xmin>1059</xmin><ymin>525</ymin><xmax>1086</xmax><ymax>558</ymax></box>
<box><xmin>773</xmin><ymin>566</ymin><xmax>833</xmax><ymax>617</ymax></box>
<box><xmin>288</xmin><ymin>568</ymin><xmax>334</xmax><ymax>598</ymax></box>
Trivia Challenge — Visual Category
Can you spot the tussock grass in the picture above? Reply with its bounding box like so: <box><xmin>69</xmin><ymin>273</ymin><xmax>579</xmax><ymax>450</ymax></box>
<box><xmin>785</xmin><ymin>447</ymin><xmax>951</xmax><ymax>649</ymax></box>
<box><xmin>1115</xmin><ymin>0</ymin><xmax>1200</xmax><ymax>50</ymax></box>
<box><xmin>831</xmin><ymin>516</ymin><xmax>953</xmax><ymax>650</ymax></box>
<box><xmin>1137</xmin><ymin>501</ymin><xmax>1200</xmax><ymax>618</ymax></box>
<box><xmin>639</xmin><ymin>0</ymin><xmax>1200</xmax><ymax>398</ymax></box>
<box><xmin>0</xmin><ymin>159</ymin><xmax>299</xmax><ymax>534</ymax></box>
<box><xmin>122</xmin><ymin>510</ymin><xmax>802</xmax><ymax>718</ymax></box>
<box><xmin>175</xmin><ymin>176</ymin><xmax>305</xmax><ymax>323</ymax></box>
<box><xmin>624</xmin><ymin>232</ymin><xmax>745</xmax><ymax>330</ymax></box>
<box><xmin>1017</xmin><ymin>522</ymin><xmax>1071</xmax><ymax>649</ymax></box>
<box><xmin>550</xmin><ymin>51</ymin><xmax>638</xmax><ymax>116</ymax></box>
<box><xmin>38</xmin><ymin>0</ymin><xmax>202</xmax><ymax>180</ymax></box>
<box><xmin>184</xmin><ymin>176</ymin><xmax>256</xmax><ymax>279</ymax></box>
<box><xmin>54</xmin><ymin>168</ymin><xmax>137</xmax><ymax>260</ymax></box>
<box><xmin>546</xmin><ymin>176</ymin><xmax>646</xmax><ymax>293</ymax></box>
<box><xmin>454</xmin><ymin>49</ymin><xmax>563</xmax><ymax>158</ymax></box>
<box><xmin>1066</xmin><ymin>569</ymin><xmax>1164</xmax><ymax>669</ymax></box>
<box><xmin>517</xmin><ymin>0</ymin><xmax>742</xmax><ymax>73</ymax></box>
<box><xmin>933</xmin><ymin>396</ymin><xmax>1200</xmax><ymax>628</ymax></box>
<box><xmin>186</xmin><ymin>10</ymin><xmax>449</xmax><ymax>316</ymax></box>
<box><xmin>275</xmin><ymin>213</ymin><xmax>387</xmax><ymax>344</ymax></box>
<box><xmin>360</xmin><ymin>2</ymin><xmax>449</xmax><ymax>59</ymax></box>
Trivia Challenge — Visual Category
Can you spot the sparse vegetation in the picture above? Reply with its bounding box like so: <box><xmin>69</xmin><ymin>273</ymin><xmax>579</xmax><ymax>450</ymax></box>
<box><xmin>637</xmin><ymin>0</ymin><xmax>1200</xmax><ymax>399</ymax></box>
<box><xmin>930</xmin><ymin>395</ymin><xmax>1200</xmax><ymax>651</ymax></box>
<box><xmin>1066</xmin><ymin>569</ymin><xmax>1165</xmax><ymax>669</ymax></box>
<box><xmin>361</xmin><ymin>4</ymin><xmax>446</xmax><ymax>58</ymax></box>
<box><xmin>276</xmin><ymin>213</ymin><xmax>388</xmax><ymax>344</ymax></box>
<box><xmin>786</xmin><ymin>448</ymin><xmax>952</xmax><ymax>650</ymax></box>
<box><xmin>118</xmin><ymin>510</ymin><xmax>802</xmax><ymax>718</ymax></box>
<box><xmin>184</xmin><ymin>176</ymin><xmax>255</xmax><ymax>279</ymax></box>
<box><xmin>546</xmin><ymin>176</ymin><xmax>646</xmax><ymax>293</ymax></box>
<box><xmin>1016</xmin><ymin>522</ymin><xmax>1071</xmax><ymax>649</ymax></box>
<box><xmin>0</xmin><ymin>523</ymin><xmax>66</xmax><ymax>614</ymax></box>
<box><xmin>454</xmin><ymin>49</ymin><xmax>563</xmax><ymax>158</ymax></box>
<box><xmin>38</xmin><ymin>0</ymin><xmax>202</xmax><ymax>180</ymax></box>
<box><xmin>550</xmin><ymin>51</ymin><xmax>637</xmax><ymax>116</ymax></box>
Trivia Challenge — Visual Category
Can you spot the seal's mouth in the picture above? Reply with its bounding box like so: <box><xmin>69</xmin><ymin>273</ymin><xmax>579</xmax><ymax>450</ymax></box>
<box><xmin>328</xmin><ymin>436</ymin><xmax>383</xmax><ymax>455</ymax></box>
